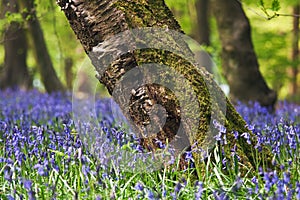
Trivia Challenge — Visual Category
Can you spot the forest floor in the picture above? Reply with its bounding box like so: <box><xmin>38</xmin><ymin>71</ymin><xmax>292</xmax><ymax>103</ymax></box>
<box><xmin>0</xmin><ymin>90</ymin><xmax>299</xmax><ymax>199</ymax></box>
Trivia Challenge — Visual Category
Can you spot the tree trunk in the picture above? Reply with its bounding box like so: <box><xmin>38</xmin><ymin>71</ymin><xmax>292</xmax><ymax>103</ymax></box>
<box><xmin>194</xmin><ymin>0</ymin><xmax>213</xmax><ymax>74</ymax></box>
<box><xmin>288</xmin><ymin>4</ymin><xmax>299</xmax><ymax>97</ymax></box>
<box><xmin>0</xmin><ymin>0</ymin><xmax>31</xmax><ymax>90</ymax></box>
<box><xmin>57</xmin><ymin>0</ymin><xmax>274</xmax><ymax>174</ymax></box>
<box><xmin>195</xmin><ymin>0</ymin><xmax>210</xmax><ymax>46</ymax></box>
<box><xmin>18</xmin><ymin>0</ymin><xmax>65</xmax><ymax>93</ymax></box>
<box><xmin>211</xmin><ymin>0</ymin><xmax>277</xmax><ymax>108</ymax></box>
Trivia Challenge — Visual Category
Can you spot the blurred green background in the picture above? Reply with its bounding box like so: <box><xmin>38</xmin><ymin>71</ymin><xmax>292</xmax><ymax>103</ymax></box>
<box><xmin>0</xmin><ymin>0</ymin><xmax>299</xmax><ymax>100</ymax></box>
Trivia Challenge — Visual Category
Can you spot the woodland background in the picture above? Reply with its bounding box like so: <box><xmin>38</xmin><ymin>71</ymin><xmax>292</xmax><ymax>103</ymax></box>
<box><xmin>0</xmin><ymin>0</ymin><xmax>299</xmax><ymax>101</ymax></box>
<box><xmin>0</xmin><ymin>1</ymin><xmax>300</xmax><ymax>199</ymax></box>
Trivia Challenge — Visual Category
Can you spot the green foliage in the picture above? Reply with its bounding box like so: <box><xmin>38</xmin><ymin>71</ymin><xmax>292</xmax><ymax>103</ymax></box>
<box><xmin>0</xmin><ymin>0</ymin><xmax>297</xmax><ymax>98</ymax></box>
<box><xmin>166</xmin><ymin>0</ymin><xmax>296</xmax><ymax>99</ymax></box>
<box><xmin>165</xmin><ymin>0</ymin><xmax>196</xmax><ymax>35</ymax></box>
<box><xmin>259</xmin><ymin>0</ymin><xmax>265</xmax><ymax>8</ymax></box>
<box><xmin>4</xmin><ymin>12</ymin><xmax>24</xmax><ymax>24</ymax></box>
<box><xmin>271</xmin><ymin>0</ymin><xmax>280</xmax><ymax>12</ymax></box>
<box><xmin>244</xmin><ymin>3</ymin><xmax>294</xmax><ymax>98</ymax></box>
<box><xmin>0</xmin><ymin>0</ymin><xmax>87</xmax><ymax>91</ymax></box>
<box><xmin>259</xmin><ymin>0</ymin><xmax>281</xmax><ymax>12</ymax></box>
<box><xmin>258</xmin><ymin>0</ymin><xmax>281</xmax><ymax>20</ymax></box>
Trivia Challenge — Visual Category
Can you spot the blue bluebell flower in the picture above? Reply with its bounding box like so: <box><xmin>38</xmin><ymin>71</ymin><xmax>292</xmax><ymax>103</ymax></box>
<box><xmin>195</xmin><ymin>181</ymin><xmax>204</xmax><ymax>199</ymax></box>
<box><xmin>4</xmin><ymin>166</ymin><xmax>13</xmax><ymax>182</ymax></box>
<box><xmin>23</xmin><ymin>179</ymin><xmax>33</xmax><ymax>190</ymax></box>
<box><xmin>135</xmin><ymin>182</ymin><xmax>144</xmax><ymax>191</ymax></box>
<box><xmin>7</xmin><ymin>195</ymin><xmax>15</xmax><ymax>200</ymax></box>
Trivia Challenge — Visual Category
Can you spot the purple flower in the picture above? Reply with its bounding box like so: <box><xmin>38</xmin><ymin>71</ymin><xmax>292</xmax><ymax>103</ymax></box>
<box><xmin>174</xmin><ymin>182</ymin><xmax>183</xmax><ymax>193</ymax></box>
<box><xmin>195</xmin><ymin>181</ymin><xmax>204</xmax><ymax>199</ymax></box>
<box><xmin>23</xmin><ymin>179</ymin><xmax>33</xmax><ymax>190</ymax></box>
<box><xmin>134</xmin><ymin>182</ymin><xmax>144</xmax><ymax>191</ymax></box>
<box><xmin>296</xmin><ymin>182</ymin><xmax>300</xmax><ymax>199</ymax></box>
<box><xmin>184</xmin><ymin>151</ymin><xmax>193</xmax><ymax>162</ymax></box>
<box><xmin>155</xmin><ymin>140</ymin><xmax>166</xmax><ymax>149</ymax></box>
<box><xmin>34</xmin><ymin>163</ymin><xmax>49</xmax><ymax>177</ymax></box>
<box><xmin>95</xmin><ymin>196</ymin><xmax>102</xmax><ymax>200</ymax></box>
<box><xmin>28</xmin><ymin>191</ymin><xmax>36</xmax><ymax>200</ymax></box>
<box><xmin>222</xmin><ymin>157</ymin><xmax>227</xmax><ymax>168</ymax></box>
<box><xmin>7</xmin><ymin>195</ymin><xmax>15</xmax><ymax>200</ymax></box>
<box><xmin>232</xmin><ymin>176</ymin><xmax>243</xmax><ymax>192</ymax></box>
<box><xmin>283</xmin><ymin>172</ymin><xmax>290</xmax><ymax>184</ymax></box>
<box><xmin>162</xmin><ymin>187</ymin><xmax>167</xmax><ymax>198</ymax></box>
<box><xmin>233</xmin><ymin>131</ymin><xmax>239</xmax><ymax>139</ymax></box>
<box><xmin>170</xmin><ymin>192</ymin><xmax>177</xmax><ymax>200</ymax></box>
<box><xmin>251</xmin><ymin>176</ymin><xmax>259</xmax><ymax>193</ymax></box>
<box><xmin>213</xmin><ymin>190</ymin><xmax>229</xmax><ymax>200</ymax></box>
<box><xmin>251</xmin><ymin>176</ymin><xmax>258</xmax><ymax>184</ymax></box>
<box><xmin>81</xmin><ymin>165</ymin><xmax>90</xmax><ymax>176</ymax></box>
<box><xmin>146</xmin><ymin>189</ymin><xmax>156</xmax><ymax>200</ymax></box>
<box><xmin>2</xmin><ymin>87</ymin><xmax>300</xmax><ymax>200</ymax></box>
<box><xmin>4</xmin><ymin>166</ymin><xmax>13</xmax><ymax>182</ymax></box>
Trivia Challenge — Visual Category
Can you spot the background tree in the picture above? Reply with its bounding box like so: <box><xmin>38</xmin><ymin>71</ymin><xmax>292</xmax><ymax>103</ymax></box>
<box><xmin>194</xmin><ymin>0</ymin><xmax>210</xmax><ymax>46</ymax></box>
<box><xmin>288</xmin><ymin>3</ymin><xmax>299</xmax><ymax>99</ymax></box>
<box><xmin>193</xmin><ymin>0</ymin><xmax>213</xmax><ymax>74</ymax></box>
<box><xmin>211</xmin><ymin>0</ymin><xmax>277</xmax><ymax>108</ymax></box>
<box><xmin>57</xmin><ymin>0</ymin><xmax>274</xmax><ymax>174</ymax></box>
<box><xmin>0</xmin><ymin>0</ymin><xmax>31</xmax><ymax>90</ymax></box>
<box><xmin>18</xmin><ymin>0</ymin><xmax>64</xmax><ymax>93</ymax></box>
<box><xmin>0</xmin><ymin>0</ymin><xmax>296</xmax><ymax>100</ymax></box>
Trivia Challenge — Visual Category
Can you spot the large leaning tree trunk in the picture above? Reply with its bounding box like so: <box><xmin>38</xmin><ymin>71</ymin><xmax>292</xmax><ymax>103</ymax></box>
<box><xmin>0</xmin><ymin>0</ymin><xmax>31</xmax><ymax>90</ymax></box>
<box><xmin>211</xmin><ymin>0</ymin><xmax>277</xmax><ymax>108</ymax></box>
<box><xmin>18</xmin><ymin>0</ymin><xmax>65</xmax><ymax>93</ymax></box>
<box><xmin>57</xmin><ymin>0</ymin><xmax>274</xmax><ymax>175</ymax></box>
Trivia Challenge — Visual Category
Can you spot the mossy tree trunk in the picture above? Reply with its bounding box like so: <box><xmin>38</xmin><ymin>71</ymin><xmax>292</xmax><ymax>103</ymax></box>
<box><xmin>57</xmin><ymin>0</ymin><xmax>274</xmax><ymax>174</ymax></box>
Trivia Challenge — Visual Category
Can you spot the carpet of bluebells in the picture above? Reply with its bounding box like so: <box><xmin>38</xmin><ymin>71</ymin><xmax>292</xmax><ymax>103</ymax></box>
<box><xmin>0</xmin><ymin>89</ymin><xmax>300</xmax><ymax>199</ymax></box>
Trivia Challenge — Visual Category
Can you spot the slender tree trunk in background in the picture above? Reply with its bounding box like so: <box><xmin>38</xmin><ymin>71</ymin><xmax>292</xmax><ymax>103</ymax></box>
<box><xmin>0</xmin><ymin>0</ymin><xmax>31</xmax><ymax>90</ymax></box>
<box><xmin>57</xmin><ymin>0</ymin><xmax>274</xmax><ymax>174</ymax></box>
<box><xmin>194</xmin><ymin>0</ymin><xmax>213</xmax><ymax>74</ymax></box>
<box><xmin>288</xmin><ymin>4</ymin><xmax>299</xmax><ymax>97</ymax></box>
<box><xmin>195</xmin><ymin>0</ymin><xmax>210</xmax><ymax>46</ymax></box>
<box><xmin>18</xmin><ymin>0</ymin><xmax>65</xmax><ymax>93</ymax></box>
<box><xmin>211</xmin><ymin>0</ymin><xmax>277</xmax><ymax>108</ymax></box>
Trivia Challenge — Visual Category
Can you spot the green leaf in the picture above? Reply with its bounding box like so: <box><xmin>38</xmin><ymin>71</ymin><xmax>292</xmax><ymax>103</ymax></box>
<box><xmin>271</xmin><ymin>0</ymin><xmax>280</xmax><ymax>12</ymax></box>
<box><xmin>259</xmin><ymin>0</ymin><xmax>265</xmax><ymax>7</ymax></box>
<box><xmin>49</xmin><ymin>149</ymin><xmax>68</xmax><ymax>158</ymax></box>
<box><xmin>5</xmin><ymin>12</ymin><xmax>24</xmax><ymax>24</ymax></box>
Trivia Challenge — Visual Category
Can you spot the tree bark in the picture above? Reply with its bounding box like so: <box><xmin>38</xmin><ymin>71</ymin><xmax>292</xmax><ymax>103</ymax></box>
<box><xmin>211</xmin><ymin>0</ymin><xmax>277</xmax><ymax>108</ymax></box>
<box><xmin>57</xmin><ymin>0</ymin><xmax>274</xmax><ymax>174</ymax></box>
<box><xmin>0</xmin><ymin>0</ymin><xmax>31</xmax><ymax>90</ymax></box>
<box><xmin>18</xmin><ymin>0</ymin><xmax>65</xmax><ymax>93</ymax></box>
